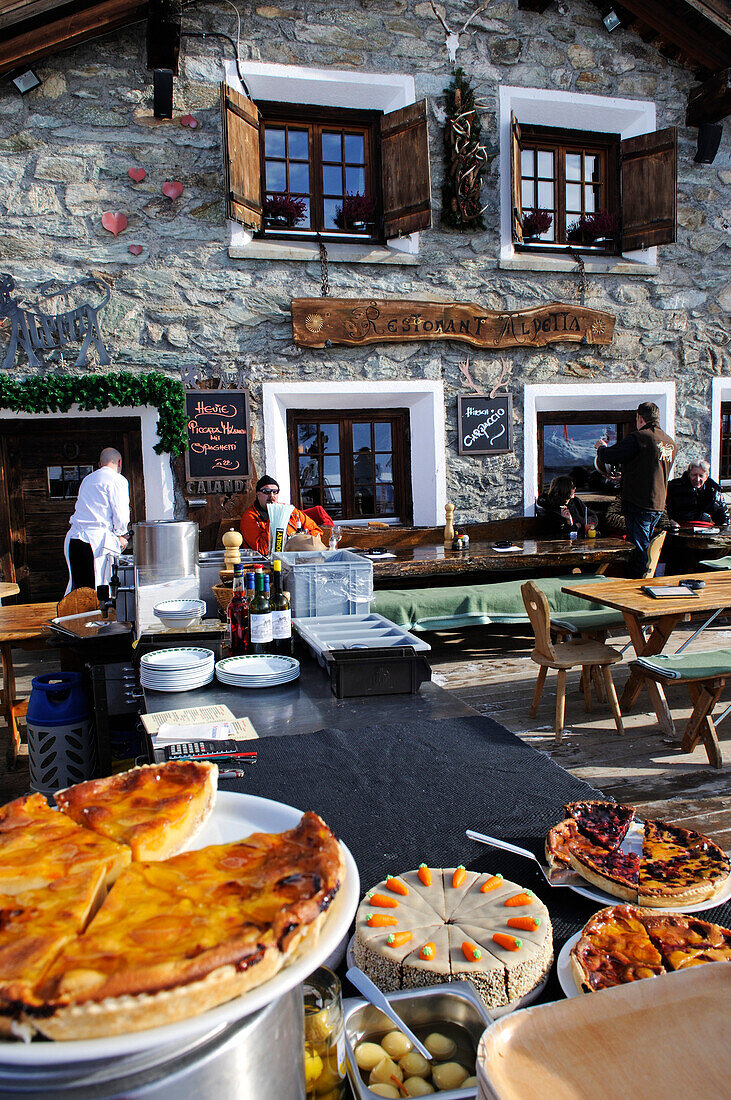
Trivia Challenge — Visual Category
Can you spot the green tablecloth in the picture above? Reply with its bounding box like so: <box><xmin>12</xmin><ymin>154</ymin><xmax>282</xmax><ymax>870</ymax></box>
<box><xmin>700</xmin><ymin>557</ymin><xmax>731</xmax><ymax>571</ymax></box>
<box><xmin>372</xmin><ymin>573</ymin><xmax>623</xmax><ymax>632</ymax></box>
<box><xmin>635</xmin><ymin>649</ymin><xmax>731</xmax><ymax>680</ymax></box>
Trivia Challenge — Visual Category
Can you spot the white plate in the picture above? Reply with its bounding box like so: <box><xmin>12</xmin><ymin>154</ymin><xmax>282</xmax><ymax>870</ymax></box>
<box><xmin>1</xmin><ymin>792</ymin><xmax>359</xmax><ymax>1067</ymax></box>
<box><xmin>216</xmin><ymin>655</ymin><xmax>299</xmax><ymax>677</ymax></box>
<box><xmin>215</xmin><ymin>671</ymin><xmax>300</xmax><ymax>689</ymax></box>
<box><xmin>153</xmin><ymin>600</ymin><xmax>207</xmax><ymax>615</ymax></box>
<box><xmin>141</xmin><ymin>648</ymin><xmax>215</xmax><ymax>670</ymax></box>
<box><xmin>344</xmin><ymin>936</ymin><xmax>548</xmax><ymax>1019</ymax></box>
<box><xmin>141</xmin><ymin>672</ymin><xmax>214</xmax><ymax>692</ymax></box>
<box><xmin>569</xmin><ymin>866</ymin><xmax>731</xmax><ymax>913</ymax></box>
<box><xmin>140</xmin><ymin>674</ymin><xmax>214</xmax><ymax>688</ymax></box>
<box><xmin>215</xmin><ymin>668</ymin><xmax>300</xmax><ymax>683</ymax></box>
<box><xmin>556</xmin><ymin>932</ymin><xmax>582</xmax><ymax>998</ymax></box>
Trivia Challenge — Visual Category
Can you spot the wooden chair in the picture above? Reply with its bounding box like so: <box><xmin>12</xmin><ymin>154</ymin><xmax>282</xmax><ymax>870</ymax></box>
<box><xmin>57</xmin><ymin>588</ymin><xmax>99</xmax><ymax>617</ymax></box>
<box><xmin>521</xmin><ymin>580</ymin><xmax>625</xmax><ymax>740</ymax></box>
<box><xmin>644</xmin><ymin>530</ymin><xmax>666</xmax><ymax>578</ymax></box>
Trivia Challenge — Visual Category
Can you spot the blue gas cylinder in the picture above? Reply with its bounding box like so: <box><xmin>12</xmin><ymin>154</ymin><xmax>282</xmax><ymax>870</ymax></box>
<box><xmin>27</xmin><ymin>672</ymin><xmax>89</xmax><ymax>727</ymax></box>
<box><xmin>26</xmin><ymin>672</ymin><xmax>95</xmax><ymax>795</ymax></box>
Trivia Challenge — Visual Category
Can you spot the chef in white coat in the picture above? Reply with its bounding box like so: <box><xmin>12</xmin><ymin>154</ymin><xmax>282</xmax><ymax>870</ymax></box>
<box><xmin>63</xmin><ymin>447</ymin><xmax>130</xmax><ymax>594</ymax></box>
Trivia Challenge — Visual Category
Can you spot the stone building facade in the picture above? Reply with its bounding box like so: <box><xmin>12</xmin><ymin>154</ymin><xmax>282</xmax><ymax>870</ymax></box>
<box><xmin>0</xmin><ymin>0</ymin><xmax>729</xmax><ymax>554</ymax></box>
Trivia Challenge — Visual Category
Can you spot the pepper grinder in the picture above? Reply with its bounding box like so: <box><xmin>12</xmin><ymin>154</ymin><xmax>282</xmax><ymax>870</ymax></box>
<box><xmin>444</xmin><ymin>502</ymin><xmax>455</xmax><ymax>548</ymax></box>
<box><xmin>222</xmin><ymin>527</ymin><xmax>243</xmax><ymax>571</ymax></box>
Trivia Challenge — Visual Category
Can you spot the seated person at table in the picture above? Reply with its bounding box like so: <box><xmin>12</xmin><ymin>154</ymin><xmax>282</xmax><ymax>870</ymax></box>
<box><xmin>666</xmin><ymin>460</ymin><xmax>729</xmax><ymax>527</ymax></box>
<box><xmin>536</xmin><ymin>476</ymin><xmax>597</xmax><ymax>537</ymax></box>
<box><xmin>240</xmin><ymin>475</ymin><xmax>323</xmax><ymax>555</ymax></box>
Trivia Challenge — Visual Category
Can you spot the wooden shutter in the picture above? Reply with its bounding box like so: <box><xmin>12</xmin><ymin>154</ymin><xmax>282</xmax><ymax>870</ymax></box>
<box><xmin>510</xmin><ymin>112</ymin><xmax>524</xmax><ymax>241</ymax></box>
<box><xmin>620</xmin><ymin>127</ymin><xmax>677</xmax><ymax>251</ymax></box>
<box><xmin>380</xmin><ymin>100</ymin><xmax>431</xmax><ymax>238</ymax></box>
<box><xmin>220</xmin><ymin>82</ymin><xmax>262</xmax><ymax>230</ymax></box>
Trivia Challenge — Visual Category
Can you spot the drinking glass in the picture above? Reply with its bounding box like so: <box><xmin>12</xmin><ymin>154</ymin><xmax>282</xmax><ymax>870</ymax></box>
<box><xmin>303</xmin><ymin>966</ymin><xmax>346</xmax><ymax>1099</ymax></box>
<box><xmin>329</xmin><ymin>525</ymin><xmax>342</xmax><ymax>550</ymax></box>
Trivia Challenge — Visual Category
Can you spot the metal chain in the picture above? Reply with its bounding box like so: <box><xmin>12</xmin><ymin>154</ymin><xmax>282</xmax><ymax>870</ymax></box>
<box><xmin>567</xmin><ymin>246</ymin><xmax>587</xmax><ymax>305</ymax></box>
<box><xmin>317</xmin><ymin>235</ymin><xmax>330</xmax><ymax>298</ymax></box>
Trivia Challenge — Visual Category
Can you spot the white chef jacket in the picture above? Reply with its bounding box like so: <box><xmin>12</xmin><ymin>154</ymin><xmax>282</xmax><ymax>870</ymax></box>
<box><xmin>63</xmin><ymin>466</ymin><xmax>131</xmax><ymax>594</ymax></box>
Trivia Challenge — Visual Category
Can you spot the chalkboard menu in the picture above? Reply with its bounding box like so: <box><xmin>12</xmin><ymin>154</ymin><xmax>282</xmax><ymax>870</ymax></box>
<box><xmin>457</xmin><ymin>394</ymin><xmax>513</xmax><ymax>456</ymax></box>
<box><xmin>184</xmin><ymin>389</ymin><xmax>251</xmax><ymax>481</ymax></box>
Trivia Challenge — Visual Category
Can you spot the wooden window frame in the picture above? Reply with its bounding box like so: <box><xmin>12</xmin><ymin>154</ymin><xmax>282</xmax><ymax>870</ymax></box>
<box><xmin>537</xmin><ymin>409</ymin><xmax>635</xmax><ymax>492</ymax></box>
<box><xmin>286</xmin><ymin>408</ymin><xmax>412</xmax><ymax>523</ymax></box>
<box><xmin>720</xmin><ymin>402</ymin><xmax>731</xmax><ymax>482</ymax></box>
<box><xmin>257</xmin><ymin>102</ymin><xmax>384</xmax><ymax>244</ymax></box>
<box><xmin>515</xmin><ymin>124</ymin><xmax>620</xmax><ymax>254</ymax></box>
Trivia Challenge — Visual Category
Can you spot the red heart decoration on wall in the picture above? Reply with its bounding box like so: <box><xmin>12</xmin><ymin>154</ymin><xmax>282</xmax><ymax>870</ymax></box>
<box><xmin>101</xmin><ymin>211</ymin><xmax>128</xmax><ymax>237</ymax></box>
<box><xmin>162</xmin><ymin>181</ymin><xmax>183</xmax><ymax>200</ymax></box>
<box><xmin>180</xmin><ymin>114</ymin><xmax>199</xmax><ymax>129</ymax></box>
<box><xmin>128</xmin><ymin>167</ymin><xmax>146</xmax><ymax>183</ymax></box>
<box><xmin>128</xmin><ymin>244</ymin><xmax>143</xmax><ymax>255</ymax></box>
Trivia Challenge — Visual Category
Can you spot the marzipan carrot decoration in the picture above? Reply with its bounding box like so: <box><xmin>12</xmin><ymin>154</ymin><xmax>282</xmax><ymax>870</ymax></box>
<box><xmin>368</xmin><ymin>892</ymin><xmax>399</xmax><ymax>908</ymax></box>
<box><xmin>452</xmin><ymin>865</ymin><xmax>467</xmax><ymax>888</ymax></box>
<box><xmin>418</xmin><ymin>863</ymin><xmax>432</xmax><ymax>886</ymax></box>
<box><xmin>386</xmin><ymin>930</ymin><xmax>413</xmax><ymax>947</ymax></box>
<box><xmin>493</xmin><ymin>932</ymin><xmax>522</xmax><ymax>951</ymax></box>
<box><xmin>480</xmin><ymin>874</ymin><xmax>503</xmax><ymax>893</ymax></box>
<box><xmin>366</xmin><ymin>913</ymin><xmax>399</xmax><ymax>927</ymax></box>
<box><xmin>419</xmin><ymin>941</ymin><xmax>436</xmax><ymax>960</ymax></box>
<box><xmin>504</xmin><ymin>891</ymin><xmax>533</xmax><ymax>907</ymax></box>
<box><xmin>390</xmin><ymin>1076</ymin><xmax>409</xmax><ymax>1097</ymax></box>
<box><xmin>461</xmin><ymin>941</ymin><xmax>482</xmax><ymax>962</ymax></box>
<box><xmin>386</xmin><ymin>876</ymin><xmax>409</xmax><ymax>896</ymax></box>
<box><xmin>507</xmin><ymin>916</ymin><xmax>541</xmax><ymax>931</ymax></box>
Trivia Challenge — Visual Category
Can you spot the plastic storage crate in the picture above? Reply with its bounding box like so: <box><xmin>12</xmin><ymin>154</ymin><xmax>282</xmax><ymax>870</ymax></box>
<box><xmin>274</xmin><ymin>550</ymin><xmax>373</xmax><ymax>618</ymax></box>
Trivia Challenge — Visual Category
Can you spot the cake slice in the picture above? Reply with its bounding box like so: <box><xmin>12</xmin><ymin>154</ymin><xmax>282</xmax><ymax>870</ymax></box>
<box><xmin>564</xmin><ymin>799</ymin><xmax>634</xmax><ymax>850</ymax></box>
<box><xmin>401</xmin><ymin>925</ymin><xmax>451</xmax><ymax>988</ymax></box>
<box><xmin>55</xmin><ymin>760</ymin><xmax>218</xmax><ymax>860</ymax></box>
<box><xmin>640</xmin><ymin>912</ymin><xmax>731</xmax><ymax>971</ymax></box>
<box><xmin>446</xmin><ymin>924</ymin><xmax>508</xmax><ymax>1008</ymax></box>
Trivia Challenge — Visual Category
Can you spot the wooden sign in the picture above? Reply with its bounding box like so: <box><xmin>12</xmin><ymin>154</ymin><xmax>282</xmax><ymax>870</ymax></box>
<box><xmin>292</xmin><ymin>298</ymin><xmax>615</xmax><ymax>349</ymax></box>
<box><xmin>457</xmin><ymin>394</ymin><xmax>513</xmax><ymax>456</ymax></box>
<box><xmin>185</xmin><ymin>389</ymin><xmax>251</xmax><ymax>481</ymax></box>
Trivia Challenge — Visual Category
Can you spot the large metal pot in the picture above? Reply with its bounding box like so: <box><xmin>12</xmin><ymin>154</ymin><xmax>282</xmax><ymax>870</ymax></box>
<box><xmin>133</xmin><ymin>522</ymin><xmax>199</xmax><ymax>585</ymax></box>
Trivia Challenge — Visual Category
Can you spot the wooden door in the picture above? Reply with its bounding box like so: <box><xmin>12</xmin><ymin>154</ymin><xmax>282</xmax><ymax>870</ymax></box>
<box><xmin>0</xmin><ymin>418</ymin><xmax>145</xmax><ymax>602</ymax></box>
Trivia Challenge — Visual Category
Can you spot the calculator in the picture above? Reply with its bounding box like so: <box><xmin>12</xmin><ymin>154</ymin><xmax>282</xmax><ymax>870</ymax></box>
<box><xmin>163</xmin><ymin>740</ymin><xmax>243</xmax><ymax>760</ymax></box>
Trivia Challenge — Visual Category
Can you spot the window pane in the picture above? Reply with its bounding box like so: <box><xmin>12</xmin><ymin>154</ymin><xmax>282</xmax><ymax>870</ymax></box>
<box><xmin>520</xmin><ymin>148</ymin><xmax>534</xmax><ymax>175</ymax></box>
<box><xmin>565</xmin><ymin>153</ymin><xmax>582</xmax><ymax>181</ymax></box>
<box><xmin>344</xmin><ymin>133</ymin><xmax>364</xmax><ymax>162</ymax></box>
<box><xmin>324</xmin><ymin>456</ymin><xmax>341</xmax><ymax>480</ymax></box>
<box><xmin>287</xmin><ymin>129</ymin><xmax>309</xmax><ymax>160</ymax></box>
<box><xmin>537</xmin><ymin>180</ymin><xmax>554</xmax><ymax>208</ymax></box>
<box><xmin>375</xmin><ymin>455</ymin><xmax>392</xmax><ymax>481</ymax></box>
<box><xmin>323</xmin><ymin>164</ymin><xmax>343</xmax><ymax>196</ymax></box>
<box><xmin>543</xmin><ymin>422</ymin><xmax>620</xmax><ymax>482</ymax></box>
<box><xmin>266</xmin><ymin>161</ymin><xmax>286</xmax><ymax>191</ymax></box>
<box><xmin>521</xmin><ymin>181</ymin><xmax>535</xmax><ymax>209</ymax></box>
<box><xmin>288</xmin><ymin>161</ymin><xmax>310</xmax><ymax>193</ymax></box>
<box><xmin>298</xmin><ymin>424</ymin><xmax>318</xmax><ymax>451</ymax></box>
<box><xmin>352</xmin><ymin>423</ymin><xmax>371</xmax><ymax>450</ymax></box>
<box><xmin>354</xmin><ymin>449</ymin><xmax>374</xmax><ymax>483</ymax></box>
<box><xmin>264</xmin><ymin>128</ymin><xmax>285</xmax><ymax>157</ymax></box>
<box><xmin>323</xmin><ymin>198</ymin><xmax>341</xmax><ymax>229</ymax></box>
<box><xmin>537</xmin><ymin>150</ymin><xmax>554</xmax><ymax>178</ymax></box>
<box><xmin>374</xmin><ymin>422</ymin><xmax>392</xmax><ymax>449</ymax></box>
<box><xmin>345</xmin><ymin>166</ymin><xmax>366</xmax><ymax>193</ymax></box>
<box><xmin>322</xmin><ymin>131</ymin><xmax>342</xmax><ymax>161</ymax></box>
<box><xmin>298</xmin><ymin>198</ymin><xmax>311</xmax><ymax>227</ymax></box>
<box><xmin>584</xmin><ymin>154</ymin><xmax>599</xmax><ymax>182</ymax></box>
<box><xmin>584</xmin><ymin>186</ymin><xmax>596</xmax><ymax>213</ymax></box>
<box><xmin>375</xmin><ymin>482</ymin><xmax>395</xmax><ymax>515</ymax></box>
<box><xmin>566</xmin><ymin>182</ymin><xmax>583</xmax><ymax>212</ymax></box>
<box><xmin>320</xmin><ymin>425</ymin><xmax>339</xmax><ymax>453</ymax></box>
<box><xmin>299</xmin><ymin>455</ymin><xmax>320</xmax><ymax>484</ymax></box>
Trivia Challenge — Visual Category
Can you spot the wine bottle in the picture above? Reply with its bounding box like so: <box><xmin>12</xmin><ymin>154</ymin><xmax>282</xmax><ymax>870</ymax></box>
<box><xmin>270</xmin><ymin>559</ymin><xmax>292</xmax><ymax>656</ymax></box>
<box><xmin>227</xmin><ymin>564</ymin><xmax>246</xmax><ymax>656</ymax></box>
<box><xmin>249</xmin><ymin>569</ymin><xmax>273</xmax><ymax>654</ymax></box>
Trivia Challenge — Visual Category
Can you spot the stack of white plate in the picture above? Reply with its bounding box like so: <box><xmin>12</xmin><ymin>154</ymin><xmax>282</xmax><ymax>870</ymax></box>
<box><xmin>153</xmin><ymin>599</ymin><xmax>207</xmax><ymax>629</ymax></box>
<box><xmin>140</xmin><ymin>647</ymin><xmax>215</xmax><ymax>692</ymax></box>
<box><xmin>215</xmin><ymin>654</ymin><xmax>300</xmax><ymax>689</ymax></box>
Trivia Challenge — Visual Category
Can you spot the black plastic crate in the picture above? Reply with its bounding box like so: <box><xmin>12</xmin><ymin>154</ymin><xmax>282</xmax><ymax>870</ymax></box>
<box><xmin>325</xmin><ymin>646</ymin><xmax>431</xmax><ymax>698</ymax></box>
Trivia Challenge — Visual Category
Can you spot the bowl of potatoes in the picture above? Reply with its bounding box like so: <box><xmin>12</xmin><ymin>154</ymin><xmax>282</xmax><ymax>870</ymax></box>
<box><xmin>344</xmin><ymin>981</ymin><xmax>491</xmax><ymax>1099</ymax></box>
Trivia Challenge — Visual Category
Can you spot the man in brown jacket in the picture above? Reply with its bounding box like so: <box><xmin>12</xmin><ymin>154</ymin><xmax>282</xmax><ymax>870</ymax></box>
<box><xmin>595</xmin><ymin>402</ymin><xmax>677</xmax><ymax>576</ymax></box>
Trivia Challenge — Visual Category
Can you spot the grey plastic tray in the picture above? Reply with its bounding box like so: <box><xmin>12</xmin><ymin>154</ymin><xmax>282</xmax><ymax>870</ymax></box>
<box><xmin>293</xmin><ymin>612</ymin><xmax>431</xmax><ymax>667</ymax></box>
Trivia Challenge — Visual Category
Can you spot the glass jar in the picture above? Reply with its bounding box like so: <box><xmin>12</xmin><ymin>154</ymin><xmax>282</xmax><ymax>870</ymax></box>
<box><xmin>303</xmin><ymin>966</ymin><xmax>346</xmax><ymax>1100</ymax></box>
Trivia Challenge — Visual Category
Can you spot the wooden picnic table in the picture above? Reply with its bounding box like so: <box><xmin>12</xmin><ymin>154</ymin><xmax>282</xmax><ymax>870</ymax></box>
<box><xmin>0</xmin><ymin>602</ymin><xmax>58</xmax><ymax>766</ymax></box>
<box><xmin>365</xmin><ymin>536</ymin><xmax>631</xmax><ymax>583</ymax></box>
<box><xmin>561</xmin><ymin>571</ymin><xmax>731</xmax><ymax>736</ymax></box>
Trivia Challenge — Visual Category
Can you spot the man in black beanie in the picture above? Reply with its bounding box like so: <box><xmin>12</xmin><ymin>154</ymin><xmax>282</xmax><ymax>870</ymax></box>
<box><xmin>240</xmin><ymin>475</ymin><xmax>323</xmax><ymax>554</ymax></box>
<box><xmin>595</xmin><ymin>402</ymin><xmax>677</xmax><ymax>576</ymax></box>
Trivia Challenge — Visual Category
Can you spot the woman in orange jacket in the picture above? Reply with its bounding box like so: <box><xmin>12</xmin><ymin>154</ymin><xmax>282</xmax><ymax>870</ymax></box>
<box><xmin>240</xmin><ymin>475</ymin><xmax>323</xmax><ymax>555</ymax></box>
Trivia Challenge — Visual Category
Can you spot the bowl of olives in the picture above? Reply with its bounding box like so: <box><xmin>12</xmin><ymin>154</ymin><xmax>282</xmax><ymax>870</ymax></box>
<box><xmin>343</xmin><ymin>981</ymin><xmax>491</xmax><ymax>1099</ymax></box>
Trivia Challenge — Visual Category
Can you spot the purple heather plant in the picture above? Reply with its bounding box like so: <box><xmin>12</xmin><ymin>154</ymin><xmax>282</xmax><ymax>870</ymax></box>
<box><xmin>522</xmin><ymin>208</ymin><xmax>553</xmax><ymax>238</ymax></box>
<box><xmin>333</xmin><ymin>192</ymin><xmax>377</xmax><ymax>230</ymax></box>
<box><xmin>567</xmin><ymin>209</ymin><xmax>619</xmax><ymax>243</ymax></box>
<box><xmin>263</xmin><ymin>192</ymin><xmax>307</xmax><ymax>226</ymax></box>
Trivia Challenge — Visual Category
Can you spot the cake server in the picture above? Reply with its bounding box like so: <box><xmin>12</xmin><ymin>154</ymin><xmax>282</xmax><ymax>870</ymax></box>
<box><xmin>345</xmin><ymin>967</ymin><xmax>432</xmax><ymax>1061</ymax></box>
<box><xmin>465</xmin><ymin>829</ymin><xmax>578</xmax><ymax>887</ymax></box>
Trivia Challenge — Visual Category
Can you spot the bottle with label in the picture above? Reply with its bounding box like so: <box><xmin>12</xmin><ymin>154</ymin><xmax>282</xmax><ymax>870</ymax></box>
<box><xmin>270</xmin><ymin>559</ymin><xmax>293</xmax><ymax>656</ymax></box>
<box><xmin>249</xmin><ymin>569</ymin><xmax>273</xmax><ymax>654</ymax></box>
<box><xmin>227</xmin><ymin>564</ymin><xmax>247</xmax><ymax>656</ymax></box>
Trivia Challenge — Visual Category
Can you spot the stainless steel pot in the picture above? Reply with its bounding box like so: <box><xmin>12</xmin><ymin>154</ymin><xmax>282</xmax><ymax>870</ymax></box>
<box><xmin>133</xmin><ymin>522</ymin><xmax>199</xmax><ymax>586</ymax></box>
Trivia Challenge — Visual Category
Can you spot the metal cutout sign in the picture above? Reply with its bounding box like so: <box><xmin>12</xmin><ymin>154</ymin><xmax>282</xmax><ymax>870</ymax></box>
<box><xmin>0</xmin><ymin>273</ymin><xmax>111</xmax><ymax>368</ymax></box>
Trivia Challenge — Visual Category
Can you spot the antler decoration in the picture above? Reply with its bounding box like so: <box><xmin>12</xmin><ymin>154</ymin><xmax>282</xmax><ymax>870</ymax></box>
<box><xmin>429</xmin><ymin>0</ymin><xmax>492</xmax><ymax>64</ymax></box>
<box><xmin>489</xmin><ymin>357</ymin><xmax>513</xmax><ymax>399</ymax></box>
<box><xmin>459</xmin><ymin>355</ymin><xmax>485</xmax><ymax>394</ymax></box>
<box><xmin>442</xmin><ymin>68</ymin><xmax>488</xmax><ymax>229</ymax></box>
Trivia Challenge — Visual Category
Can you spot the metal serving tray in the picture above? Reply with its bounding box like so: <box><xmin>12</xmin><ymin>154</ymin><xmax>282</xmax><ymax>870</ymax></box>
<box><xmin>344</xmin><ymin>981</ymin><xmax>491</xmax><ymax>1100</ymax></box>
<box><xmin>293</xmin><ymin>613</ymin><xmax>431</xmax><ymax>668</ymax></box>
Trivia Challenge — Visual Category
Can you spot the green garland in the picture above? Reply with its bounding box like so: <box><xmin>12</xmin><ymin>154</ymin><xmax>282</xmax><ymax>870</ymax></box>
<box><xmin>441</xmin><ymin>68</ymin><xmax>488</xmax><ymax>231</ymax></box>
<box><xmin>0</xmin><ymin>372</ymin><xmax>187</xmax><ymax>455</ymax></box>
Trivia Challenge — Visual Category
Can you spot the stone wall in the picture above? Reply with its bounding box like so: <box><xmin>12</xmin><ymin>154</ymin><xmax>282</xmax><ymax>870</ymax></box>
<box><xmin>0</xmin><ymin>0</ymin><xmax>729</xmax><ymax>522</ymax></box>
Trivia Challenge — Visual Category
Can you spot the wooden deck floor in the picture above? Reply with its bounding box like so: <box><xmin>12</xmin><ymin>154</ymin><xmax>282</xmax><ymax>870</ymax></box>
<box><xmin>1</xmin><ymin>622</ymin><xmax>729</xmax><ymax>847</ymax></box>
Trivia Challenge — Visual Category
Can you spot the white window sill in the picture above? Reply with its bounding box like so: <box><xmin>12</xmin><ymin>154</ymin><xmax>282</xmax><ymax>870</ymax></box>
<box><xmin>499</xmin><ymin>253</ymin><xmax>658</xmax><ymax>276</ymax></box>
<box><xmin>228</xmin><ymin>239</ymin><xmax>420</xmax><ymax>265</ymax></box>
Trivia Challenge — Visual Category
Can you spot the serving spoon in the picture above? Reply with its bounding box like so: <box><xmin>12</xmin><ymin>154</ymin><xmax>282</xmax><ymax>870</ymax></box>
<box><xmin>345</xmin><ymin>966</ymin><xmax>432</xmax><ymax>1061</ymax></box>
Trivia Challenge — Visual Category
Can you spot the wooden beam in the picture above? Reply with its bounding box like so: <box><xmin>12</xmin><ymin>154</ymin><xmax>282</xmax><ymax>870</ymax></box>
<box><xmin>0</xmin><ymin>0</ymin><xmax>75</xmax><ymax>33</ymax></box>
<box><xmin>687</xmin><ymin>68</ymin><xmax>731</xmax><ymax>123</ymax></box>
<box><xmin>611</xmin><ymin>0</ymin><xmax>731</xmax><ymax>72</ymax></box>
<box><xmin>0</xmin><ymin>0</ymin><xmax>147</xmax><ymax>76</ymax></box>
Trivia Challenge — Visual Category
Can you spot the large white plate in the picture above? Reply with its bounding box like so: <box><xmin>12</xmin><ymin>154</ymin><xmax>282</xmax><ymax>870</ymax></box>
<box><xmin>140</xmin><ymin>673</ymin><xmax>214</xmax><ymax>692</ymax></box>
<box><xmin>1</xmin><ymin>792</ymin><xmax>359</xmax><ymax>1067</ymax></box>
<box><xmin>344</xmin><ymin>936</ymin><xmax>548</xmax><ymax>1019</ymax></box>
<box><xmin>153</xmin><ymin>600</ymin><xmax>207</xmax><ymax>615</ymax></box>
<box><xmin>556</xmin><ymin>932</ymin><xmax>582</xmax><ymax>998</ymax></box>
<box><xmin>569</xmin><ymin>866</ymin><xmax>731</xmax><ymax>913</ymax></box>
<box><xmin>217</xmin><ymin>655</ymin><xmax>299</xmax><ymax>677</ymax></box>
<box><xmin>141</xmin><ymin>648</ymin><xmax>215</xmax><ymax>670</ymax></box>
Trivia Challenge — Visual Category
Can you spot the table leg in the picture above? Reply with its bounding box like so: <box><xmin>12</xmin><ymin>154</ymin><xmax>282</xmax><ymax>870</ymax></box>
<box><xmin>555</xmin><ymin>668</ymin><xmax>567</xmax><ymax>741</ymax></box>
<box><xmin>1</xmin><ymin>641</ymin><xmax>25</xmax><ymax>767</ymax></box>
<box><xmin>683</xmin><ymin>682</ymin><xmax>723</xmax><ymax>769</ymax></box>
<box><xmin>619</xmin><ymin>612</ymin><xmax>679</xmax><ymax>734</ymax></box>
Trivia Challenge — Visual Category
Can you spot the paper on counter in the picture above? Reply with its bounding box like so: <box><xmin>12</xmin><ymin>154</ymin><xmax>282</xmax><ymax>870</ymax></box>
<box><xmin>153</xmin><ymin>722</ymin><xmax>232</xmax><ymax>745</ymax></box>
<box><xmin>140</xmin><ymin>705</ymin><xmax>258</xmax><ymax>740</ymax></box>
